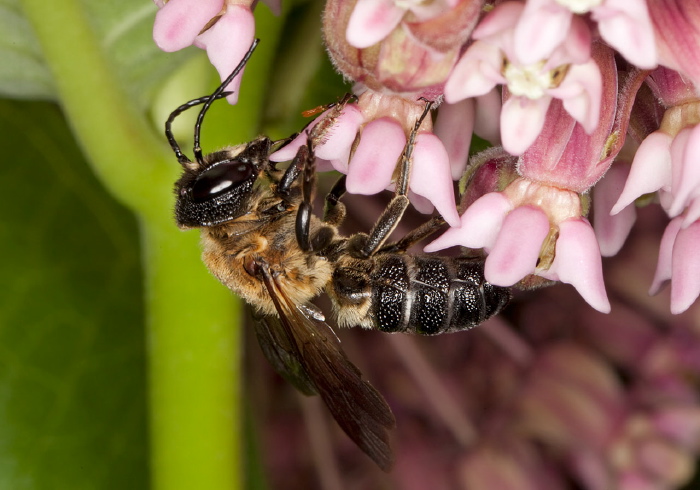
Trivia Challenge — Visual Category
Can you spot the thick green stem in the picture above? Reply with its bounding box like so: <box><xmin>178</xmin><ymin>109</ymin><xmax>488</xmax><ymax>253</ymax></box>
<box><xmin>20</xmin><ymin>1</ymin><xmax>282</xmax><ymax>489</ymax></box>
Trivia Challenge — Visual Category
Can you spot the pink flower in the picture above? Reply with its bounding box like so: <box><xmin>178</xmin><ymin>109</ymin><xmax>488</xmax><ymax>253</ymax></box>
<box><xmin>270</xmin><ymin>91</ymin><xmax>461</xmax><ymax>227</ymax></box>
<box><xmin>513</xmin><ymin>0</ymin><xmax>657</xmax><ymax>69</ymax></box>
<box><xmin>325</xmin><ymin>0</ymin><xmax>482</xmax><ymax>96</ymax></box>
<box><xmin>444</xmin><ymin>1</ymin><xmax>604</xmax><ymax>155</ymax></box>
<box><xmin>648</xmin><ymin>0</ymin><xmax>700</xmax><ymax>89</ymax></box>
<box><xmin>152</xmin><ymin>0</ymin><xmax>256</xmax><ymax>104</ymax></box>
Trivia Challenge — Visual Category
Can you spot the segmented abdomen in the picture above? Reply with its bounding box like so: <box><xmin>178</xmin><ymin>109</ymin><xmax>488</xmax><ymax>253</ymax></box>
<box><xmin>332</xmin><ymin>255</ymin><xmax>510</xmax><ymax>334</ymax></box>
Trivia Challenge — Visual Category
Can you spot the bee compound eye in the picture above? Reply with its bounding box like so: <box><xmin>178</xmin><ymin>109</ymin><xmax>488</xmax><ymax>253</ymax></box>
<box><xmin>191</xmin><ymin>161</ymin><xmax>254</xmax><ymax>202</ymax></box>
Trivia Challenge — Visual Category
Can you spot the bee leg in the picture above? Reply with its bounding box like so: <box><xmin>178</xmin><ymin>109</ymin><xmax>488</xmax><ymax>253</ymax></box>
<box><xmin>378</xmin><ymin>216</ymin><xmax>446</xmax><ymax>253</ymax></box>
<box><xmin>323</xmin><ymin>175</ymin><xmax>347</xmax><ymax>226</ymax></box>
<box><xmin>348</xmin><ymin>100</ymin><xmax>435</xmax><ymax>259</ymax></box>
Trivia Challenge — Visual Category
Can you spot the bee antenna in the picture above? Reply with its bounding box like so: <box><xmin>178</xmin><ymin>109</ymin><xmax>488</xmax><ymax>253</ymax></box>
<box><xmin>165</xmin><ymin>92</ymin><xmax>234</xmax><ymax>165</ymax></box>
<box><xmin>192</xmin><ymin>38</ymin><xmax>261</xmax><ymax>165</ymax></box>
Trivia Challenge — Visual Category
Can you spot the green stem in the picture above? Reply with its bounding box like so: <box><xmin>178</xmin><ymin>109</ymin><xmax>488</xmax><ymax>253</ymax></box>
<box><xmin>20</xmin><ymin>1</ymin><xmax>283</xmax><ymax>489</ymax></box>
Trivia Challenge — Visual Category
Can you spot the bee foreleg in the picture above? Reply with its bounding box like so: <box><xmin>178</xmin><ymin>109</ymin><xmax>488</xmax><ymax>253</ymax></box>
<box><xmin>323</xmin><ymin>175</ymin><xmax>347</xmax><ymax>226</ymax></box>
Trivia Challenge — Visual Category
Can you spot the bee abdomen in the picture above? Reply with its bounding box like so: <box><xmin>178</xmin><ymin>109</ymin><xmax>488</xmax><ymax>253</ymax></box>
<box><xmin>368</xmin><ymin>255</ymin><xmax>510</xmax><ymax>334</ymax></box>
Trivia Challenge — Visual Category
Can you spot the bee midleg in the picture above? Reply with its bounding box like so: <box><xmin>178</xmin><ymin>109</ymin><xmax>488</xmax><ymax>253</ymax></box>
<box><xmin>348</xmin><ymin>100</ymin><xmax>435</xmax><ymax>259</ymax></box>
<box><xmin>379</xmin><ymin>216</ymin><xmax>446</xmax><ymax>254</ymax></box>
<box><xmin>323</xmin><ymin>174</ymin><xmax>347</xmax><ymax>226</ymax></box>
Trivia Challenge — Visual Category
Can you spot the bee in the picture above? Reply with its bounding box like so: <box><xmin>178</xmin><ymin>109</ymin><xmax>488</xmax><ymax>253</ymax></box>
<box><xmin>166</xmin><ymin>39</ymin><xmax>510</xmax><ymax>471</ymax></box>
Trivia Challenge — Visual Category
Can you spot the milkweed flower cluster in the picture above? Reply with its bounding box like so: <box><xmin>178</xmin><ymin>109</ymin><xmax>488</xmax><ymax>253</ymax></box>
<box><xmin>153</xmin><ymin>0</ymin><xmax>700</xmax><ymax>316</ymax></box>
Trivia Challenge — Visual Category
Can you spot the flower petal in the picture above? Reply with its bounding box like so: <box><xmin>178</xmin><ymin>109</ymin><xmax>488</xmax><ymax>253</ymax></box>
<box><xmin>595</xmin><ymin>0</ymin><xmax>657</xmax><ymax>69</ymax></box>
<box><xmin>548</xmin><ymin>218</ymin><xmax>610</xmax><ymax>313</ymax></box>
<box><xmin>409</xmin><ymin>133</ymin><xmax>460</xmax><ymax>227</ymax></box>
<box><xmin>670</xmin><ymin>220</ymin><xmax>700</xmax><ymax>314</ymax></box>
<box><xmin>513</xmin><ymin>0</ymin><xmax>572</xmax><ymax>65</ymax></box>
<box><xmin>669</xmin><ymin>125</ymin><xmax>700</xmax><ymax>217</ymax></box>
<box><xmin>315</xmin><ymin>105</ymin><xmax>364</xmax><ymax>161</ymax></box>
<box><xmin>424</xmin><ymin>192</ymin><xmax>512</xmax><ymax>252</ymax></box>
<box><xmin>549</xmin><ymin>59</ymin><xmax>602</xmax><ymax>134</ymax></box>
<box><xmin>444</xmin><ymin>42</ymin><xmax>504</xmax><ymax>103</ymax></box>
<box><xmin>433</xmin><ymin>99</ymin><xmax>475</xmax><ymax>180</ymax></box>
<box><xmin>500</xmin><ymin>95</ymin><xmax>551</xmax><ymax>156</ymax></box>
<box><xmin>593</xmin><ymin>163</ymin><xmax>636</xmax><ymax>257</ymax></box>
<box><xmin>485</xmin><ymin>206</ymin><xmax>550</xmax><ymax>286</ymax></box>
<box><xmin>153</xmin><ymin>0</ymin><xmax>223</xmax><ymax>52</ymax></box>
<box><xmin>346</xmin><ymin>117</ymin><xmax>405</xmax><ymax>195</ymax></box>
<box><xmin>346</xmin><ymin>0</ymin><xmax>405</xmax><ymax>49</ymax></box>
<box><xmin>610</xmin><ymin>131</ymin><xmax>672</xmax><ymax>215</ymax></box>
<box><xmin>194</xmin><ymin>6</ymin><xmax>255</xmax><ymax>104</ymax></box>
<box><xmin>649</xmin><ymin>217</ymin><xmax>682</xmax><ymax>296</ymax></box>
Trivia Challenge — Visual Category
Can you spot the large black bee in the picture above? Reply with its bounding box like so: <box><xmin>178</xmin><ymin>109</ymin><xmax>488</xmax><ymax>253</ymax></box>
<box><xmin>166</xmin><ymin>40</ymin><xmax>510</xmax><ymax>470</ymax></box>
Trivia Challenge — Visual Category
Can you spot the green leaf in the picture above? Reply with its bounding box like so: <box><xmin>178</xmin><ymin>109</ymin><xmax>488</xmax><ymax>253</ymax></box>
<box><xmin>0</xmin><ymin>99</ymin><xmax>148</xmax><ymax>489</ymax></box>
<box><xmin>0</xmin><ymin>0</ymin><xmax>193</xmax><ymax>106</ymax></box>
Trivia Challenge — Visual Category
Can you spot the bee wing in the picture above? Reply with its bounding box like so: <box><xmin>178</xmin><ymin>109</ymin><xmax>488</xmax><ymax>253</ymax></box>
<box><xmin>252</xmin><ymin>312</ymin><xmax>317</xmax><ymax>396</ymax></box>
<box><xmin>259</xmin><ymin>266</ymin><xmax>396</xmax><ymax>471</ymax></box>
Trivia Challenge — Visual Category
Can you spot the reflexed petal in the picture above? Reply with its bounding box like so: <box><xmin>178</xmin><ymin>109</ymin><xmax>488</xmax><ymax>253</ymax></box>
<box><xmin>472</xmin><ymin>1</ymin><xmax>522</xmax><ymax>39</ymax></box>
<box><xmin>500</xmin><ymin>95</ymin><xmax>551</xmax><ymax>155</ymax></box>
<box><xmin>153</xmin><ymin>0</ymin><xmax>224</xmax><ymax>52</ymax></box>
<box><xmin>409</xmin><ymin>133</ymin><xmax>461</xmax><ymax>227</ymax></box>
<box><xmin>682</xmin><ymin>197</ymin><xmax>700</xmax><ymax>227</ymax></box>
<box><xmin>485</xmin><ymin>206</ymin><xmax>550</xmax><ymax>286</ymax></box>
<box><xmin>595</xmin><ymin>0</ymin><xmax>657</xmax><ymax>68</ymax></box>
<box><xmin>269</xmin><ymin>132</ymin><xmax>307</xmax><ymax>162</ymax></box>
<box><xmin>346</xmin><ymin>0</ymin><xmax>405</xmax><ymax>49</ymax></box>
<box><xmin>424</xmin><ymin>192</ymin><xmax>512</xmax><ymax>252</ymax></box>
<box><xmin>315</xmin><ymin>105</ymin><xmax>364</xmax><ymax>161</ymax></box>
<box><xmin>548</xmin><ymin>219</ymin><xmax>610</xmax><ymax>313</ymax></box>
<box><xmin>649</xmin><ymin>217</ymin><xmax>681</xmax><ymax>295</ymax></box>
<box><xmin>514</xmin><ymin>0</ymin><xmax>572</xmax><ymax>65</ymax></box>
<box><xmin>670</xmin><ymin>220</ymin><xmax>700</xmax><ymax>314</ymax></box>
<box><xmin>593</xmin><ymin>164</ymin><xmax>636</xmax><ymax>257</ymax></box>
<box><xmin>194</xmin><ymin>6</ymin><xmax>255</xmax><ymax>104</ymax></box>
<box><xmin>611</xmin><ymin>132</ymin><xmax>672</xmax><ymax>215</ymax></box>
<box><xmin>346</xmin><ymin>117</ymin><xmax>405</xmax><ymax>194</ymax></box>
<box><xmin>433</xmin><ymin>99</ymin><xmax>475</xmax><ymax>180</ymax></box>
<box><xmin>444</xmin><ymin>42</ymin><xmax>504</xmax><ymax>103</ymax></box>
<box><xmin>669</xmin><ymin>126</ymin><xmax>700</xmax><ymax>217</ymax></box>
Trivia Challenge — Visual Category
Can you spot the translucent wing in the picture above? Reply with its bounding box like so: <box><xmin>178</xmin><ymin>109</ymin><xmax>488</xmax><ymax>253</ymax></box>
<box><xmin>252</xmin><ymin>312</ymin><xmax>317</xmax><ymax>396</ymax></box>
<box><xmin>258</xmin><ymin>264</ymin><xmax>396</xmax><ymax>471</ymax></box>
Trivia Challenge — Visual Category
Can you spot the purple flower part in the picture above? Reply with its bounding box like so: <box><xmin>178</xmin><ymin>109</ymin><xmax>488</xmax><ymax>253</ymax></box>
<box><xmin>648</xmin><ymin>0</ymin><xmax>700</xmax><ymax>88</ymax></box>
<box><xmin>543</xmin><ymin>218</ymin><xmax>611</xmax><ymax>313</ymax></box>
<box><xmin>617</xmin><ymin>472</ymin><xmax>658</xmax><ymax>490</ymax></box>
<box><xmin>668</xmin><ymin>125</ymin><xmax>700</xmax><ymax>217</ymax></box>
<box><xmin>594</xmin><ymin>0</ymin><xmax>658</xmax><ymax>69</ymax></box>
<box><xmin>193</xmin><ymin>6</ymin><xmax>255</xmax><ymax>105</ymax></box>
<box><xmin>409</xmin><ymin>133</ymin><xmax>461</xmax><ymax>227</ymax></box>
<box><xmin>647</xmin><ymin>66</ymin><xmax>699</xmax><ymax>107</ymax></box>
<box><xmin>500</xmin><ymin>94</ymin><xmax>551</xmax><ymax>156</ymax></box>
<box><xmin>512</xmin><ymin>0</ymin><xmax>573</xmax><ymax>66</ymax></box>
<box><xmin>566</xmin><ymin>448</ymin><xmax>611</xmax><ymax>490</ymax></box>
<box><xmin>649</xmin><ymin>216</ymin><xmax>681</xmax><ymax>296</ymax></box>
<box><xmin>345</xmin><ymin>0</ymin><xmax>405</xmax><ymax>49</ymax></box>
<box><xmin>433</xmin><ymin>99</ymin><xmax>475</xmax><ymax>180</ymax></box>
<box><xmin>346</xmin><ymin>117</ymin><xmax>406</xmax><ymax>195</ymax></box>
<box><xmin>611</xmin><ymin>132</ymin><xmax>673</xmax><ymax>215</ymax></box>
<box><xmin>484</xmin><ymin>206</ymin><xmax>550</xmax><ymax>286</ymax></box>
<box><xmin>670</xmin><ymin>219</ymin><xmax>700</xmax><ymax>314</ymax></box>
<box><xmin>653</xmin><ymin>406</ymin><xmax>700</xmax><ymax>450</ymax></box>
<box><xmin>153</xmin><ymin>0</ymin><xmax>224</xmax><ymax>52</ymax></box>
<box><xmin>594</xmin><ymin>163</ymin><xmax>636</xmax><ymax>257</ymax></box>
<box><xmin>423</xmin><ymin>192</ymin><xmax>512</xmax><ymax>252</ymax></box>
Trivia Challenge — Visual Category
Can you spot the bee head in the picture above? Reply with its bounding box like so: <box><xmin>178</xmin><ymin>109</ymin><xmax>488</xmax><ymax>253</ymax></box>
<box><xmin>173</xmin><ymin>137</ymin><xmax>271</xmax><ymax>228</ymax></box>
<box><xmin>163</xmin><ymin>39</ymin><xmax>264</xmax><ymax>228</ymax></box>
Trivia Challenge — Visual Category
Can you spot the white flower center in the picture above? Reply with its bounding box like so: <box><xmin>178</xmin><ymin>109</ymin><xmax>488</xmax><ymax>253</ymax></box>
<box><xmin>395</xmin><ymin>0</ymin><xmax>429</xmax><ymax>9</ymax></box>
<box><xmin>503</xmin><ymin>61</ymin><xmax>569</xmax><ymax>99</ymax></box>
<box><xmin>555</xmin><ymin>0</ymin><xmax>603</xmax><ymax>14</ymax></box>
